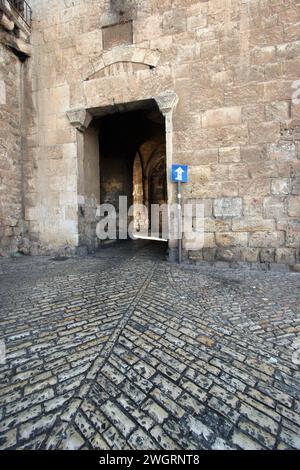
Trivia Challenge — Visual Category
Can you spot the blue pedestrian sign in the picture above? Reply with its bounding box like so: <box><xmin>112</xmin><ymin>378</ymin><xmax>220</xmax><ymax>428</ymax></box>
<box><xmin>172</xmin><ymin>164</ymin><xmax>188</xmax><ymax>183</ymax></box>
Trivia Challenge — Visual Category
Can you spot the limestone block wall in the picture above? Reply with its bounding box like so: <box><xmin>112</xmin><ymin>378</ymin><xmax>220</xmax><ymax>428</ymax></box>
<box><xmin>26</xmin><ymin>0</ymin><xmax>300</xmax><ymax>265</ymax></box>
<box><xmin>0</xmin><ymin>42</ymin><xmax>23</xmax><ymax>255</ymax></box>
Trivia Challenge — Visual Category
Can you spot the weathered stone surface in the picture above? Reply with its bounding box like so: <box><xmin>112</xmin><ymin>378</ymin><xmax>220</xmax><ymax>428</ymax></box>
<box><xmin>214</xmin><ymin>198</ymin><xmax>243</xmax><ymax>218</ymax></box>
<box><xmin>249</xmin><ymin>231</ymin><xmax>285</xmax><ymax>248</ymax></box>
<box><xmin>271</xmin><ymin>179</ymin><xmax>291</xmax><ymax>195</ymax></box>
<box><xmin>0</xmin><ymin>43</ymin><xmax>23</xmax><ymax>255</ymax></box>
<box><xmin>0</xmin><ymin>245</ymin><xmax>300</xmax><ymax>449</ymax></box>
<box><xmin>265</xmin><ymin>101</ymin><xmax>290</xmax><ymax>122</ymax></box>
<box><xmin>1</xmin><ymin>0</ymin><xmax>300</xmax><ymax>268</ymax></box>
<box><xmin>219</xmin><ymin>147</ymin><xmax>241</xmax><ymax>163</ymax></box>
<box><xmin>216</xmin><ymin>232</ymin><xmax>248</xmax><ymax>247</ymax></box>
<box><xmin>288</xmin><ymin>197</ymin><xmax>300</xmax><ymax>217</ymax></box>
<box><xmin>267</xmin><ymin>142</ymin><xmax>296</xmax><ymax>161</ymax></box>
<box><xmin>232</xmin><ymin>218</ymin><xmax>275</xmax><ymax>232</ymax></box>
<box><xmin>202</xmin><ymin>106</ymin><xmax>241</xmax><ymax>128</ymax></box>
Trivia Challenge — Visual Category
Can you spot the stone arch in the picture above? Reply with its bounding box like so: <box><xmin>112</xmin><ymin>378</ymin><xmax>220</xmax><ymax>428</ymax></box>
<box><xmin>145</xmin><ymin>144</ymin><xmax>166</xmax><ymax>180</ymax></box>
<box><xmin>85</xmin><ymin>46</ymin><xmax>161</xmax><ymax>81</ymax></box>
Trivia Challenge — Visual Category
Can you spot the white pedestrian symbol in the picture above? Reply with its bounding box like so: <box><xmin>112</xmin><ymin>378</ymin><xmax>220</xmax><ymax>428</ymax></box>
<box><xmin>175</xmin><ymin>167</ymin><xmax>185</xmax><ymax>181</ymax></box>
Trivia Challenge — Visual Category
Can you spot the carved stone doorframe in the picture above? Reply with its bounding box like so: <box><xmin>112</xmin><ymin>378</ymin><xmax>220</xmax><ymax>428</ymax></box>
<box><xmin>66</xmin><ymin>91</ymin><xmax>179</xmax><ymax>258</ymax></box>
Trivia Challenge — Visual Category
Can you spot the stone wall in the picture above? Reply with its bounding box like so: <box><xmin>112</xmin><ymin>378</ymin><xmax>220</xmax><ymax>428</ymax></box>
<box><xmin>21</xmin><ymin>0</ymin><xmax>300</xmax><ymax>265</ymax></box>
<box><xmin>0</xmin><ymin>39</ymin><xmax>23</xmax><ymax>255</ymax></box>
<box><xmin>0</xmin><ymin>0</ymin><xmax>32</xmax><ymax>256</ymax></box>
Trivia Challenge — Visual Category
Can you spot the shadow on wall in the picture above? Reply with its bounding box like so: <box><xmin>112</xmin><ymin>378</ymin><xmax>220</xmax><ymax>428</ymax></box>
<box><xmin>110</xmin><ymin>0</ymin><xmax>137</xmax><ymax>20</ymax></box>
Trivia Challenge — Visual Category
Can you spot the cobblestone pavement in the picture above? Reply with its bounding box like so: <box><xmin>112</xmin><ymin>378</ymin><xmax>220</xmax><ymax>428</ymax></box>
<box><xmin>0</xmin><ymin>241</ymin><xmax>300</xmax><ymax>450</ymax></box>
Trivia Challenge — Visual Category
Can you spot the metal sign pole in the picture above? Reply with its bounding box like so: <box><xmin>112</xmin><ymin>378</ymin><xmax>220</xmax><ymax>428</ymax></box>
<box><xmin>178</xmin><ymin>181</ymin><xmax>182</xmax><ymax>264</ymax></box>
<box><xmin>172</xmin><ymin>164</ymin><xmax>188</xmax><ymax>264</ymax></box>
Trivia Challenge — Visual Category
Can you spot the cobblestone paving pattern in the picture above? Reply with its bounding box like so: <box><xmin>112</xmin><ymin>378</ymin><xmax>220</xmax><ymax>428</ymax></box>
<box><xmin>0</xmin><ymin>241</ymin><xmax>299</xmax><ymax>450</ymax></box>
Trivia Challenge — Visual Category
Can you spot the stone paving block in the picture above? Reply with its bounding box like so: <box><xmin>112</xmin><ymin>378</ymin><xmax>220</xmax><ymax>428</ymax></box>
<box><xmin>209</xmin><ymin>384</ymin><xmax>240</xmax><ymax>408</ymax></box>
<box><xmin>132</xmin><ymin>359</ymin><xmax>156</xmax><ymax>379</ymax></box>
<box><xmin>208</xmin><ymin>397</ymin><xmax>240</xmax><ymax>424</ymax></box>
<box><xmin>0</xmin><ymin>248</ymin><xmax>299</xmax><ymax>450</ymax></box>
<box><xmin>59</xmin><ymin>426</ymin><xmax>85</xmax><ymax>450</ymax></box>
<box><xmin>19</xmin><ymin>413</ymin><xmax>58</xmax><ymax>441</ymax></box>
<box><xmin>184</xmin><ymin>415</ymin><xmax>214</xmax><ymax>444</ymax></box>
<box><xmin>90</xmin><ymin>432</ymin><xmax>110</xmax><ymax>450</ymax></box>
<box><xmin>232</xmin><ymin>430</ymin><xmax>262</xmax><ymax>450</ymax></box>
<box><xmin>103</xmin><ymin>426</ymin><xmax>130</xmax><ymax>450</ymax></box>
<box><xmin>142</xmin><ymin>398</ymin><xmax>169</xmax><ymax>424</ymax></box>
<box><xmin>102</xmin><ymin>362</ymin><xmax>126</xmax><ymax>385</ymax></box>
<box><xmin>0</xmin><ymin>429</ymin><xmax>17</xmax><ymax>450</ymax></box>
<box><xmin>0</xmin><ymin>405</ymin><xmax>42</xmax><ymax>433</ymax></box>
<box><xmin>150</xmin><ymin>425</ymin><xmax>180</xmax><ymax>450</ymax></box>
<box><xmin>81</xmin><ymin>401</ymin><xmax>111</xmax><ymax>434</ymax></box>
<box><xmin>128</xmin><ymin>428</ymin><xmax>160</xmax><ymax>450</ymax></box>
<box><xmin>119</xmin><ymin>379</ymin><xmax>147</xmax><ymax>405</ymax></box>
<box><xmin>151</xmin><ymin>388</ymin><xmax>185</xmax><ymax>419</ymax></box>
<box><xmin>101</xmin><ymin>401</ymin><xmax>136</xmax><ymax>438</ymax></box>
<box><xmin>280</xmin><ymin>427</ymin><xmax>300</xmax><ymax>449</ymax></box>
<box><xmin>238</xmin><ymin>418</ymin><xmax>276</xmax><ymax>448</ymax></box>
<box><xmin>152</xmin><ymin>373</ymin><xmax>182</xmax><ymax>400</ymax></box>
<box><xmin>74</xmin><ymin>411</ymin><xmax>96</xmax><ymax>441</ymax></box>
<box><xmin>185</xmin><ymin>367</ymin><xmax>213</xmax><ymax>390</ymax></box>
<box><xmin>239</xmin><ymin>403</ymin><xmax>279</xmax><ymax>436</ymax></box>
<box><xmin>180</xmin><ymin>378</ymin><xmax>208</xmax><ymax>402</ymax></box>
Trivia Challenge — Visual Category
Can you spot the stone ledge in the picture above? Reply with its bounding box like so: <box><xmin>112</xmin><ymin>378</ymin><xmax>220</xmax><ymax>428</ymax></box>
<box><xmin>0</xmin><ymin>28</ymin><xmax>31</xmax><ymax>57</ymax></box>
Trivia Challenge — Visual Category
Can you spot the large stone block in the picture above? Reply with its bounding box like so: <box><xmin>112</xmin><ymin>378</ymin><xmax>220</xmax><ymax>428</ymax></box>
<box><xmin>219</xmin><ymin>146</ymin><xmax>240</xmax><ymax>163</ymax></box>
<box><xmin>248</xmin><ymin>161</ymin><xmax>278</xmax><ymax>180</ymax></box>
<box><xmin>207</xmin><ymin>125</ymin><xmax>248</xmax><ymax>147</ymax></box>
<box><xmin>243</xmin><ymin>197</ymin><xmax>263</xmax><ymax>217</ymax></box>
<box><xmin>216</xmin><ymin>248</ymin><xmax>241</xmax><ymax>262</ymax></box>
<box><xmin>267</xmin><ymin>142</ymin><xmax>296</xmax><ymax>161</ymax></box>
<box><xmin>250</xmin><ymin>46</ymin><xmax>276</xmax><ymax>65</ymax></box>
<box><xmin>232</xmin><ymin>217</ymin><xmax>275</xmax><ymax>232</ymax></box>
<box><xmin>241</xmin><ymin>248</ymin><xmax>260</xmax><ymax>263</ymax></box>
<box><xmin>249</xmin><ymin>231</ymin><xmax>285</xmax><ymax>248</ymax></box>
<box><xmin>202</xmin><ymin>106</ymin><xmax>241</xmax><ymax>128</ymax></box>
<box><xmin>228</xmin><ymin>164</ymin><xmax>249</xmax><ymax>180</ymax></box>
<box><xmin>286</xmin><ymin>228</ymin><xmax>300</xmax><ymax>248</ymax></box>
<box><xmin>192</xmin><ymin>148</ymin><xmax>219</xmax><ymax>165</ymax></box>
<box><xmin>203</xmin><ymin>232</ymin><xmax>216</xmax><ymax>248</ymax></box>
<box><xmin>162</xmin><ymin>9</ymin><xmax>186</xmax><ymax>34</ymax></box>
<box><xmin>291</xmin><ymin>177</ymin><xmax>300</xmax><ymax>195</ymax></box>
<box><xmin>219</xmin><ymin>181</ymin><xmax>239</xmax><ymax>197</ymax></box>
<box><xmin>187</xmin><ymin>14</ymin><xmax>207</xmax><ymax>30</ymax></box>
<box><xmin>260</xmin><ymin>248</ymin><xmax>275</xmax><ymax>263</ymax></box>
<box><xmin>0</xmin><ymin>80</ymin><xmax>6</xmax><ymax>105</ymax></box>
<box><xmin>249</xmin><ymin>122</ymin><xmax>280</xmax><ymax>144</ymax></box>
<box><xmin>241</xmin><ymin>145</ymin><xmax>266</xmax><ymax>163</ymax></box>
<box><xmin>271</xmin><ymin>178</ymin><xmax>291</xmax><ymax>195</ymax></box>
<box><xmin>215</xmin><ymin>232</ymin><xmax>248</xmax><ymax>247</ymax></box>
<box><xmin>205</xmin><ymin>218</ymin><xmax>232</xmax><ymax>233</ymax></box>
<box><xmin>214</xmin><ymin>198</ymin><xmax>243</xmax><ymax>218</ymax></box>
<box><xmin>287</xmin><ymin>196</ymin><xmax>300</xmax><ymax>217</ymax></box>
<box><xmin>238</xmin><ymin>179</ymin><xmax>270</xmax><ymax>197</ymax></box>
<box><xmin>263</xmin><ymin>196</ymin><xmax>286</xmax><ymax>218</ymax></box>
<box><xmin>242</xmin><ymin>104</ymin><xmax>265</xmax><ymax>123</ymax></box>
<box><xmin>265</xmin><ymin>101</ymin><xmax>290</xmax><ymax>122</ymax></box>
<box><xmin>189</xmin><ymin>166</ymin><xmax>211</xmax><ymax>183</ymax></box>
<box><xmin>275</xmin><ymin>248</ymin><xmax>296</xmax><ymax>264</ymax></box>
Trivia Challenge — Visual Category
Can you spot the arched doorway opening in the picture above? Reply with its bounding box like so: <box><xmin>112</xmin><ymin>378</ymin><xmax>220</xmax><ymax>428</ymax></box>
<box><xmin>95</xmin><ymin>100</ymin><xmax>168</xmax><ymax>252</ymax></box>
